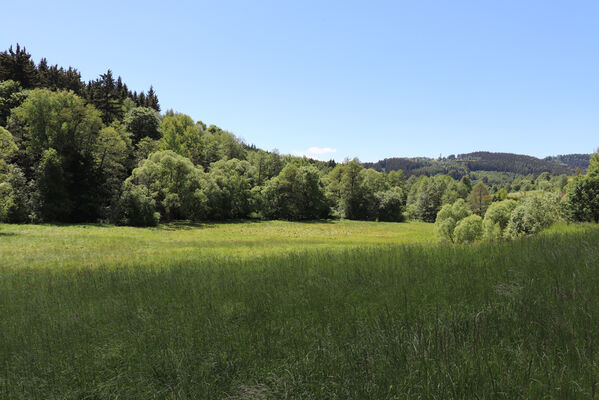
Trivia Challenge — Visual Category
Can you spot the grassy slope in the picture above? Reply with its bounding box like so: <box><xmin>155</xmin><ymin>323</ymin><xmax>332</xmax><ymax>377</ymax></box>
<box><xmin>1</xmin><ymin>222</ymin><xmax>599</xmax><ymax>399</ymax></box>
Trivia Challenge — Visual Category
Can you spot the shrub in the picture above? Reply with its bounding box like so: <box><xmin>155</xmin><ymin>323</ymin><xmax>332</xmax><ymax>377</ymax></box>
<box><xmin>0</xmin><ymin>165</ymin><xmax>29</xmax><ymax>223</ymax></box>
<box><xmin>113</xmin><ymin>182</ymin><xmax>160</xmax><ymax>226</ymax></box>
<box><xmin>454</xmin><ymin>214</ymin><xmax>483</xmax><ymax>243</ymax></box>
<box><xmin>483</xmin><ymin>199</ymin><xmax>517</xmax><ymax>239</ymax></box>
<box><xmin>505</xmin><ymin>193</ymin><xmax>562</xmax><ymax>238</ymax></box>
<box><xmin>434</xmin><ymin>198</ymin><xmax>471</xmax><ymax>242</ymax></box>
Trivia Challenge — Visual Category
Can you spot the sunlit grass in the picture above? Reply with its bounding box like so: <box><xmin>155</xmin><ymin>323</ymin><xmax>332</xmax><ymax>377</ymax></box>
<box><xmin>0</xmin><ymin>220</ymin><xmax>433</xmax><ymax>269</ymax></box>
<box><xmin>1</xmin><ymin>220</ymin><xmax>599</xmax><ymax>398</ymax></box>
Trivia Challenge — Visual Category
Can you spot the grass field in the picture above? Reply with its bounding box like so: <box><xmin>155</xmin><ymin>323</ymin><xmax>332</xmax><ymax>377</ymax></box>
<box><xmin>0</xmin><ymin>220</ymin><xmax>433</xmax><ymax>270</ymax></box>
<box><xmin>1</xmin><ymin>221</ymin><xmax>599</xmax><ymax>399</ymax></box>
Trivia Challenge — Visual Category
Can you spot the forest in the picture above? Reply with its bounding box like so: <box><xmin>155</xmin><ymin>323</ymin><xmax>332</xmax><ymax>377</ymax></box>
<box><xmin>1</xmin><ymin>44</ymin><xmax>599</xmax><ymax>240</ymax></box>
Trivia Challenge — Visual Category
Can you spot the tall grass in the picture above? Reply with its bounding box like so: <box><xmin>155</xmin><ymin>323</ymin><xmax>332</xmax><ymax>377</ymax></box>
<box><xmin>1</xmin><ymin>223</ymin><xmax>599</xmax><ymax>398</ymax></box>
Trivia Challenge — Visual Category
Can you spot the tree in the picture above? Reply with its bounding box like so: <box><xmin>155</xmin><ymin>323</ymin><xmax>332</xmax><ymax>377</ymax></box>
<box><xmin>159</xmin><ymin>113</ymin><xmax>203</xmax><ymax>164</ymax></box>
<box><xmin>207</xmin><ymin>158</ymin><xmax>257</xmax><ymax>219</ymax></box>
<box><xmin>375</xmin><ymin>187</ymin><xmax>405</xmax><ymax>222</ymax></box>
<box><xmin>412</xmin><ymin>177</ymin><xmax>446</xmax><ymax>222</ymax></box>
<box><xmin>0</xmin><ymin>44</ymin><xmax>38</xmax><ymax>88</ymax></box>
<box><xmin>387</xmin><ymin>169</ymin><xmax>406</xmax><ymax>188</ymax></box>
<box><xmin>34</xmin><ymin>148</ymin><xmax>68</xmax><ymax>221</ymax></box>
<box><xmin>260</xmin><ymin>163</ymin><xmax>330</xmax><ymax>220</ymax></box>
<box><xmin>454</xmin><ymin>214</ymin><xmax>483</xmax><ymax>243</ymax></box>
<box><xmin>88</xmin><ymin>69</ymin><xmax>124</xmax><ymax>124</ymax></box>
<box><xmin>336</xmin><ymin>159</ymin><xmax>369</xmax><ymax>219</ymax></box>
<box><xmin>468</xmin><ymin>182</ymin><xmax>491</xmax><ymax>216</ymax></box>
<box><xmin>146</xmin><ymin>86</ymin><xmax>160</xmax><ymax>111</ymax></box>
<box><xmin>9</xmin><ymin>89</ymin><xmax>128</xmax><ymax>221</ymax></box>
<box><xmin>361</xmin><ymin>168</ymin><xmax>389</xmax><ymax>219</ymax></box>
<box><xmin>124</xmin><ymin>151</ymin><xmax>211</xmax><ymax>221</ymax></box>
<box><xmin>434</xmin><ymin>198</ymin><xmax>471</xmax><ymax>242</ymax></box>
<box><xmin>124</xmin><ymin>107</ymin><xmax>161</xmax><ymax>144</ymax></box>
<box><xmin>10</xmin><ymin>89</ymin><xmax>103</xmax><ymax>159</ymax></box>
<box><xmin>93</xmin><ymin>126</ymin><xmax>131</xmax><ymax>201</ymax></box>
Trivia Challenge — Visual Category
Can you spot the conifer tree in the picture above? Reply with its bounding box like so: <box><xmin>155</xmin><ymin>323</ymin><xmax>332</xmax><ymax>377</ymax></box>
<box><xmin>0</xmin><ymin>44</ymin><xmax>39</xmax><ymax>88</ymax></box>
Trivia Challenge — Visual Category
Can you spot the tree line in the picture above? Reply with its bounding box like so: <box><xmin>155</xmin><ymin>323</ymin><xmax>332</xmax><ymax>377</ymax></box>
<box><xmin>1</xmin><ymin>44</ymin><xmax>598</xmax><ymax>231</ymax></box>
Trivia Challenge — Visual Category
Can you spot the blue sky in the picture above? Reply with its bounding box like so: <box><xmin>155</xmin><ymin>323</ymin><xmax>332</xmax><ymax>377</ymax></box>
<box><xmin>1</xmin><ymin>0</ymin><xmax>598</xmax><ymax>162</ymax></box>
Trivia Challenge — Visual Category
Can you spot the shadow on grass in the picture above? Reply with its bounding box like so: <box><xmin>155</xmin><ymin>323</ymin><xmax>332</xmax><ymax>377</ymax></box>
<box><xmin>0</xmin><ymin>232</ymin><xmax>17</xmax><ymax>237</ymax></box>
<box><xmin>1</xmin><ymin>218</ymin><xmax>339</xmax><ymax>232</ymax></box>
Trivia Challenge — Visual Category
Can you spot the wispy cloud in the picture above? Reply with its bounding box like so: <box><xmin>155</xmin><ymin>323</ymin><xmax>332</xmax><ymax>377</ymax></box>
<box><xmin>293</xmin><ymin>147</ymin><xmax>337</xmax><ymax>160</ymax></box>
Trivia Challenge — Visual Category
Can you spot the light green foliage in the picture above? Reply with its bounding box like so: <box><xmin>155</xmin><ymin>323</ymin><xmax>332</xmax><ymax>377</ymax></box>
<box><xmin>0</xmin><ymin>126</ymin><xmax>17</xmax><ymax>159</ymax></box>
<box><xmin>202</xmin><ymin>125</ymin><xmax>247</xmax><ymax>166</ymax></box>
<box><xmin>124</xmin><ymin>106</ymin><xmax>161</xmax><ymax>143</ymax></box>
<box><xmin>506</xmin><ymin>193</ymin><xmax>563</xmax><ymax>238</ymax></box>
<box><xmin>434</xmin><ymin>198</ymin><xmax>471</xmax><ymax>242</ymax></box>
<box><xmin>159</xmin><ymin>115</ymin><xmax>247</xmax><ymax>168</ymax></box>
<box><xmin>260</xmin><ymin>163</ymin><xmax>330</xmax><ymax>220</ymax></box>
<box><xmin>453</xmin><ymin>214</ymin><xmax>483</xmax><ymax>243</ymax></box>
<box><xmin>535</xmin><ymin>172</ymin><xmax>551</xmax><ymax>191</ymax></box>
<box><xmin>134</xmin><ymin>137</ymin><xmax>161</xmax><ymax>165</ymax></box>
<box><xmin>360</xmin><ymin>168</ymin><xmax>390</xmax><ymax>218</ymax></box>
<box><xmin>247</xmin><ymin>150</ymin><xmax>284</xmax><ymax>184</ymax></box>
<box><xmin>483</xmin><ymin>199</ymin><xmax>517</xmax><ymax>239</ymax></box>
<box><xmin>9</xmin><ymin>89</ymin><xmax>130</xmax><ymax>221</ymax></box>
<box><xmin>10</xmin><ymin>89</ymin><xmax>103</xmax><ymax>158</ymax></box>
<box><xmin>93</xmin><ymin>125</ymin><xmax>131</xmax><ymax>193</ymax></box>
<box><xmin>159</xmin><ymin>113</ymin><xmax>202</xmax><ymax>164</ymax></box>
<box><xmin>387</xmin><ymin>169</ymin><xmax>405</xmax><ymax>188</ymax></box>
<box><xmin>207</xmin><ymin>158</ymin><xmax>257</xmax><ymax>219</ymax></box>
<box><xmin>124</xmin><ymin>150</ymin><xmax>210</xmax><ymax>221</ymax></box>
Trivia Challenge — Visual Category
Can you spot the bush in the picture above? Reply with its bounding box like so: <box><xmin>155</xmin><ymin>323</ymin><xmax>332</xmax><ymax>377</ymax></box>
<box><xmin>0</xmin><ymin>165</ymin><xmax>29</xmax><ymax>223</ymax></box>
<box><xmin>483</xmin><ymin>199</ymin><xmax>517</xmax><ymax>239</ymax></box>
<box><xmin>454</xmin><ymin>214</ymin><xmax>483</xmax><ymax>243</ymax></box>
<box><xmin>505</xmin><ymin>193</ymin><xmax>562</xmax><ymax>238</ymax></box>
<box><xmin>113</xmin><ymin>182</ymin><xmax>160</xmax><ymax>226</ymax></box>
<box><xmin>434</xmin><ymin>198</ymin><xmax>471</xmax><ymax>242</ymax></box>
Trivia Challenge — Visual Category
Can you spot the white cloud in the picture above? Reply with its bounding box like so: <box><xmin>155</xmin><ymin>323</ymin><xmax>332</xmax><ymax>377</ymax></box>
<box><xmin>293</xmin><ymin>146</ymin><xmax>337</xmax><ymax>160</ymax></box>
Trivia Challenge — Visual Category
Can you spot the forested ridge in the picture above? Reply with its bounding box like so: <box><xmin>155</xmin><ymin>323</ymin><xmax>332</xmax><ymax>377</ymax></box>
<box><xmin>364</xmin><ymin>151</ymin><xmax>590</xmax><ymax>178</ymax></box>
<box><xmin>1</xmin><ymin>44</ymin><xmax>598</xmax><ymax>233</ymax></box>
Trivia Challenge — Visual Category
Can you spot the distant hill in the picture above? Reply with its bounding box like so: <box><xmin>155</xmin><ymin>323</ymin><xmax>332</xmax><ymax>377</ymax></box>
<box><xmin>543</xmin><ymin>154</ymin><xmax>590</xmax><ymax>171</ymax></box>
<box><xmin>364</xmin><ymin>151</ymin><xmax>590</xmax><ymax>178</ymax></box>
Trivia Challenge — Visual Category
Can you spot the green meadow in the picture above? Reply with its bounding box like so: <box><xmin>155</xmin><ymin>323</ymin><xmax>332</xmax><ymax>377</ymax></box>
<box><xmin>2</xmin><ymin>221</ymin><xmax>599</xmax><ymax>399</ymax></box>
<box><xmin>0</xmin><ymin>220</ymin><xmax>433</xmax><ymax>269</ymax></box>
